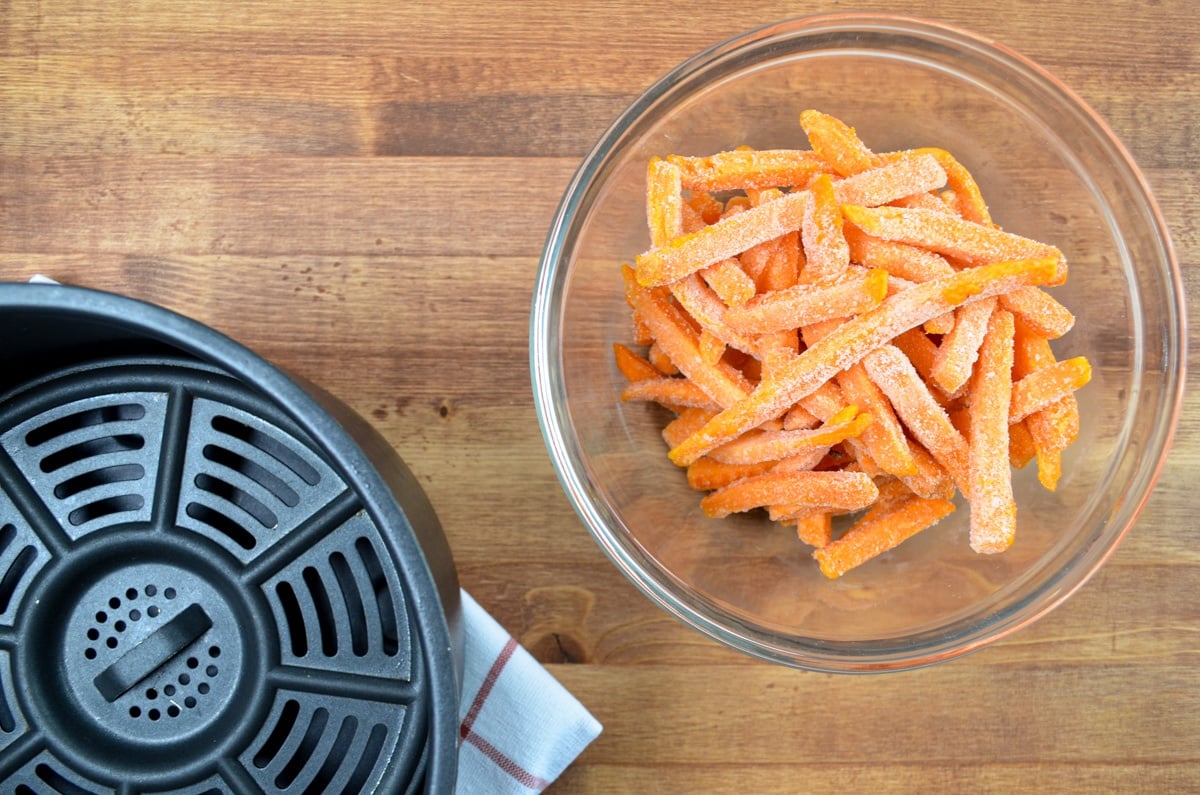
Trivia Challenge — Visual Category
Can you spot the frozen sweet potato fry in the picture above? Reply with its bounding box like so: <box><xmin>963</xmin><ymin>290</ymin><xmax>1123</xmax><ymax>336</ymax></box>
<box><xmin>724</xmin><ymin>268</ymin><xmax>888</xmax><ymax>334</ymax></box>
<box><xmin>793</xmin><ymin>512</ymin><xmax>834</xmax><ymax>548</ymax></box>
<box><xmin>843</xmin><ymin>224</ymin><xmax>955</xmax><ymax>283</ymax></box>
<box><xmin>800</xmin><ymin>173</ymin><xmax>851</xmax><ymax>283</ymax></box>
<box><xmin>814</xmin><ymin>493</ymin><xmax>956</xmax><ymax>578</ymax></box>
<box><xmin>701</xmin><ymin>469</ymin><xmax>879</xmax><ymax>518</ymax></box>
<box><xmin>862</xmin><ymin>344</ymin><xmax>971</xmax><ymax>497</ymax></box>
<box><xmin>636</xmin><ymin>191</ymin><xmax>810</xmax><ymax>287</ymax></box>
<box><xmin>799</xmin><ymin>109</ymin><xmax>882</xmax><ymax>176</ymax></box>
<box><xmin>1009</xmin><ymin>356</ymin><xmax>1091</xmax><ymax>424</ymax></box>
<box><xmin>968</xmin><ymin>309</ymin><xmax>1018</xmax><ymax>554</ymax></box>
<box><xmin>698</xmin><ymin>329</ymin><xmax>725</xmax><ymax>366</ymax></box>
<box><xmin>701</xmin><ymin>258</ymin><xmax>757</xmax><ymax>306</ymax></box>
<box><xmin>929</xmin><ymin>297</ymin><xmax>997</xmax><ymax>397</ymax></box>
<box><xmin>1009</xmin><ymin>419</ymin><xmax>1037</xmax><ymax>470</ymax></box>
<box><xmin>613</xmin><ymin>342</ymin><xmax>661</xmax><ymax>382</ymax></box>
<box><xmin>708</xmin><ymin>408</ymin><xmax>873</xmax><ymax>465</ymax></box>
<box><xmin>892</xmin><ymin>147</ymin><xmax>993</xmax><ymax>225</ymax></box>
<box><xmin>622</xmin><ymin>377</ymin><xmax>722</xmax><ymax>411</ymax></box>
<box><xmin>1012</xmin><ymin>318</ymin><xmax>1084</xmax><ymax>490</ymax></box>
<box><xmin>831</xmin><ymin>153</ymin><xmax>948</xmax><ymax>209</ymax></box>
<box><xmin>647</xmin><ymin>342</ymin><xmax>678</xmax><ymax>376</ymax></box>
<box><xmin>835</xmin><ymin>361</ymin><xmax>918</xmax><ymax>478</ymax></box>
<box><xmin>687</xmin><ymin>191</ymin><xmax>725</xmax><ymax>225</ymax></box>
<box><xmin>668</xmin><ymin>274</ymin><xmax>761</xmax><ymax>356</ymax></box>
<box><xmin>647</xmin><ymin>158</ymin><xmax>684</xmax><ymax>246</ymax></box>
<box><xmin>662</xmin><ymin>407</ymin><xmax>718</xmax><ymax>449</ymax></box>
<box><xmin>891</xmin><ymin>328</ymin><xmax>940</xmax><ymax>386</ymax></box>
<box><xmin>668</xmin><ymin>149</ymin><xmax>830</xmax><ymax>192</ymax></box>
<box><xmin>686</xmin><ymin>457</ymin><xmax>775</xmax><ymax>491</ymax></box>
<box><xmin>842</xmin><ymin>205</ymin><xmax>1064</xmax><ymax>275</ymax></box>
<box><xmin>901</xmin><ymin>440</ymin><xmax>958</xmax><ymax>501</ymax></box>
<box><xmin>1000</xmin><ymin>286</ymin><xmax>1075</xmax><ymax>339</ymax></box>
<box><xmin>622</xmin><ymin>266</ymin><xmax>752</xmax><ymax>409</ymax></box>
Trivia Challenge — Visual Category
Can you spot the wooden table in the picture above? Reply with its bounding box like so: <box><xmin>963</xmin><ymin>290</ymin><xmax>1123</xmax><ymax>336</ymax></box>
<box><xmin>2</xmin><ymin>2</ymin><xmax>1196</xmax><ymax>792</ymax></box>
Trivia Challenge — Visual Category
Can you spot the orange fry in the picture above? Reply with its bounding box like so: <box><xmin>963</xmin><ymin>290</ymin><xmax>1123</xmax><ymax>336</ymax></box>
<box><xmin>623</xmin><ymin>265</ymin><xmax>752</xmax><ymax>409</ymax></box>
<box><xmin>842</xmin><ymin>205</ymin><xmax>1064</xmax><ymax>274</ymax></box>
<box><xmin>1000</xmin><ymin>286</ymin><xmax>1075</xmax><ymax>339</ymax></box>
<box><xmin>686</xmin><ymin>191</ymin><xmax>725</xmax><ymax>225</ymax></box>
<box><xmin>700</xmin><ymin>258</ymin><xmax>756</xmax><ymax>306</ymax></box>
<box><xmin>893</xmin><ymin>147</ymin><xmax>993</xmax><ymax>225</ymax></box>
<box><xmin>668</xmin><ymin>273</ymin><xmax>761</xmax><ymax>356</ymax></box>
<box><xmin>844</xmin><ymin>224</ymin><xmax>955</xmax><ymax>282</ymax></box>
<box><xmin>901</xmin><ymin>440</ymin><xmax>957</xmax><ymax>501</ymax></box>
<box><xmin>861</xmin><ymin>344</ymin><xmax>971</xmax><ymax>496</ymax></box>
<box><xmin>724</xmin><ymin>268</ymin><xmax>888</xmax><ymax>334</ymax></box>
<box><xmin>1009</xmin><ymin>419</ymin><xmax>1037</xmax><ymax>469</ymax></box>
<box><xmin>759</xmin><ymin>231</ymin><xmax>802</xmax><ymax>292</ymax></box>
<box><xmin>667</xmin><ymin>149</ymin><xmax>830</xmax><ymax>192</ymax></box>
<box><xmin>799</xmin><ymin>109</ymin><xmax>882</xmax><ymax>176</ymax></box>
<box><xmin>836</xmin><ymin>362</ymin><xmax>918</xmax><ymax>478</ymax></box>
<box><xmin>708</xmin><ymin>409</ymin><xmax>873</xmax><ymax>465</ymax></box>
<box><xmin>1009</xmin><ymin>356</ymin><xmax>1091</xmax><ymax>424</ymax></box>
<box><xmin>782</xmin><ymin>404</ymin><xmax>820</xmax><ymax>431</ymax></box>
<box><xmin>793</xmin><ymin>512</ymin><xmax>834</xmax><ymax>548</ymax></box>
<box><xmin>686</xmin><ymin>457</ymin><xmax>774</xmax><ymax>491</ymax></box>
<box><xmin>613</xmin><ymin>342</ymin><xmax>663</xmax><ymax>382</ymax></box>
<box><xmin>698</xmin><ymin>329</ymin><xmax>725</xmax><ymax>366</ymax></box>
<box><xmin>929</xmin><ymin>297</ymin><xmax>997</xmax><ymax>397</ymax></box>
<box><xmin>622</xmin><ymin>377</ymin><xmax>721</xmax><ymax>411</ymax></box>
<box><xmin>814</xmin><ymin>493</ymin><xmax>956</xmax><ymax>579</ymax></box>
<box><xmin>1012</xmin><ymin>319</ymin><xmax>1082</xmax><ymax>489</ymax></box>
<box><xmin>892</xmin><ymin>328</ymin><xmax>939</xmax><ymax>385</ymax></box>
<box><xmin>636</xmin><ymin>191</ymin><xmax>809</xmax><ymax>287</ymax></box>
<box><xmin>967</xmin><ymin>309</ymin><xmax>1017</xmax><ymax>554</ymax></box>
<box><xmin>669</xmin><ymin>256</ymin><xmax>1061</xmax><ymax>465</ymax></box>
<box><xmin>647</xmin><ymin>158</ymin><xmax>684</xmax><ymax>246</ymax></box>
<box><xmin>647</xmin><ymin>342</ymin><xmax>678</xmax><ymax>376</ymax></box>
<box><xmin>1029</xmin><ymin>403</ymin><xmax>1078</xmax><ymax>490</ymax></box>
<box><xmin>831</xmin><ymin>153</ymin><xmax>948</xmax><ymax>209</ymax></box>
<box><xmin>662</xmin><ymin>407</ymin><xmax>718</xmax><ymax>449</ymax></box>
<box><xmin>701</xmin><ymin>469</ymin><xmax>879</xmax><ymax>518</ymax></box>
<box><xmin>801</xmin><ymin>173</ymin><xmax>851</xmax><ymax>283</ymax></box>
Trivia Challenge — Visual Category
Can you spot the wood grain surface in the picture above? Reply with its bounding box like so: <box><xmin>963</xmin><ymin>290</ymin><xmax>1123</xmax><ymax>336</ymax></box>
<box><xmin>2</xmin><ymin>1</ymin><xmax>1197</xmax><ymax>792</ymax></box>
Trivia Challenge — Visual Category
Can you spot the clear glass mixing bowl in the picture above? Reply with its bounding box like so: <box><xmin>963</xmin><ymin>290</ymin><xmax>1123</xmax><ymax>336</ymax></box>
<box><xmin>531</xmin><ymin>14</ymin><xmax>1185</xmax><ymax>671</ymax></box>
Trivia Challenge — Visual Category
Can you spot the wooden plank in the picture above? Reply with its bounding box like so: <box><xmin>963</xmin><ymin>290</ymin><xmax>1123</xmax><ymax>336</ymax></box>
<box><xmin>551</xmin><ymin>762</ymin><xmax>1200</xmax><ymax>794</ymax></box>
<box><xmin>546</xmin><ymin>662</ymin><xmax>1200</xmax><ymax>764</ymax></box>
<box><xmin>0</xmin><ymin>157</ymin><xmax>574</xmax><ymax>256</ymax></box>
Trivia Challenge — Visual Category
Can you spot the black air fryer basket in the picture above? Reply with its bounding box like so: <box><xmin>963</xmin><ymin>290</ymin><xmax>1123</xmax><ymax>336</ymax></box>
<box><xmin>0</xmin><ymin>283</ymin><xmax>461</xmax><ymax>793</ymax></box>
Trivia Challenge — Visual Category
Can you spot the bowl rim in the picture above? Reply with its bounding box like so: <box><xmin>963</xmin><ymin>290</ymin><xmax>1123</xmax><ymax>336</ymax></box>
<box><xmin>531</xmin><ymin>12</ymin><xmax>1187</xmax><ymax>672</ymax></box>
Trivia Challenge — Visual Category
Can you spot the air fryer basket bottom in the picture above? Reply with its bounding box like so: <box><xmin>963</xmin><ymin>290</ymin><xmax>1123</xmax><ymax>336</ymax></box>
<box><xmin>0</xmin><ymin>356</ymin><xmax>437</xmax><ymax>793</ymax></box>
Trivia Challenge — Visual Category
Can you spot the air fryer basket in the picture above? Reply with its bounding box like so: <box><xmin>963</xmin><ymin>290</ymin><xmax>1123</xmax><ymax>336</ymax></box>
<box><xmin>0</xmin><ymin>283</ymin><xmax>461</xmax><ymax>793</ymax></box>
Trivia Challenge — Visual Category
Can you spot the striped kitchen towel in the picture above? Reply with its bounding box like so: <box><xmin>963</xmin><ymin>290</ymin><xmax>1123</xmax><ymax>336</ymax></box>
<box><xmin>455</xmin><ymin>591</ymin><xmax>602</xmax><ymax>794</ymax></box>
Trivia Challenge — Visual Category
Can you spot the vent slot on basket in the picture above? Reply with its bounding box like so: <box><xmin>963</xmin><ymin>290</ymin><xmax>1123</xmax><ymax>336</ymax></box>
<box><xmin>1</xmin><ymin>393</ymin><xmax>167</xmax><ymax>540</ymax></box>
<box><xmin>263</xmin><ymin>510</ymin><xmax>412</xmax><ymax>680</ymax></box>
<box><xmin>176</xmin><ymin>399</ymin><xmax>345</xmax><ymax>563</ymax></box>
<box><xmin>0</xmin><ymin>490</ymin><xmax>51</xmax><ymax>626</ymax></box>
<box><xmin>0</xmin><ymin>651</ymin><xmax>30</xmax><ymax>756</ymax></box>
<box><xmin>5</xmin><ymin>751</ymin><xmax>109</xmax><ymax>795</ymax></box>
<box><xmin>133</xmin><ymin>774</ymin><xmax>228</xmax><ymax>795</ymax></box>
<box><xmin>242</xmin><ymin>692</ymin><xmax>402</xmax><ymax>795</ymax></box>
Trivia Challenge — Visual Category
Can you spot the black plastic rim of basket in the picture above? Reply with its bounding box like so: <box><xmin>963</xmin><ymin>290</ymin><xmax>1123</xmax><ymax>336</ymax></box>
<box><xmin>0</xmin><ymin>283</ymin><xmax>461</xmax><ymax>793</ymax></box>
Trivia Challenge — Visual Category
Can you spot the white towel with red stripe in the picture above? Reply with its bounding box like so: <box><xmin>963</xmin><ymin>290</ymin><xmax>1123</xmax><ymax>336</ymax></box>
<box><xmin>455</xmin><ymin>591</ymin><xmax>602</xmax><ymax>794</ymax></box>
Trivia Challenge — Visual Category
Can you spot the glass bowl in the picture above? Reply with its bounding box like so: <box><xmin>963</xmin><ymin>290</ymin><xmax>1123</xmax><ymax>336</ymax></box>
<box><xmin>530</xmin><ymin>14</ymin><xmax>1185</xmax><ymax>671</ymax></box>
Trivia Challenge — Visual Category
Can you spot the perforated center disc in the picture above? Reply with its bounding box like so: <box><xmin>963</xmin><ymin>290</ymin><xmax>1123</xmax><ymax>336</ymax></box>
<box><xmin>0</xmin><ymin>359</ymin><xmax>432</xmax><ymax>793</ymax></box>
